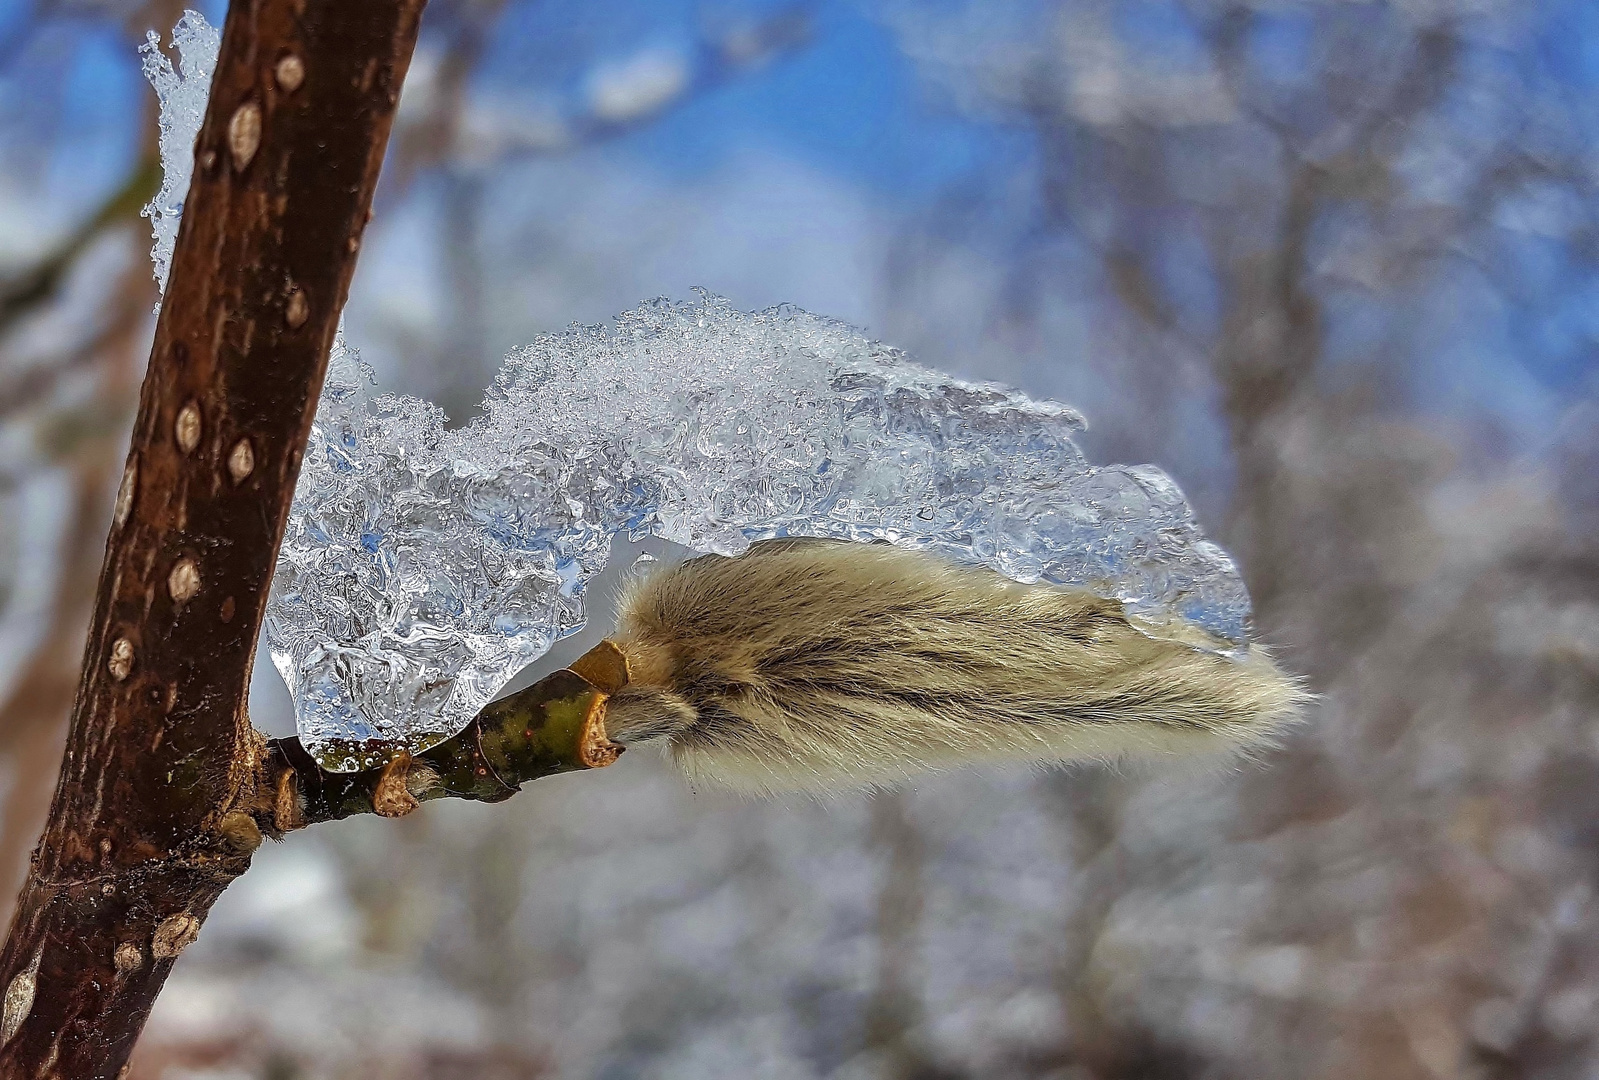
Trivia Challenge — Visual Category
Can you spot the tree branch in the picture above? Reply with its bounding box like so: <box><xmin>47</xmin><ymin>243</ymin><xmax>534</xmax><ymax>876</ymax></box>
<box><xmin>0</xmin><ymin>2</ymin><xmax>426</xmax><ymax>1074</ymax></box>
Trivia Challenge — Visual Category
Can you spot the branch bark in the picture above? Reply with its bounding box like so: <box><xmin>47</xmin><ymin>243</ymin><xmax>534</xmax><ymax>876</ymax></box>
<box><xmin>0</xmin><ymin>2</ymin><xmax>425</xmax><ymax>1074</ymax></box>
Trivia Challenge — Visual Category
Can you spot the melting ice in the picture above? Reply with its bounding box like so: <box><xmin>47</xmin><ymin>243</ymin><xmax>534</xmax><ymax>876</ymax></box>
<box><xmin>146</xmin><ymin>16</ymin><xmax>1254</xmax><ymax>773</ymax></box>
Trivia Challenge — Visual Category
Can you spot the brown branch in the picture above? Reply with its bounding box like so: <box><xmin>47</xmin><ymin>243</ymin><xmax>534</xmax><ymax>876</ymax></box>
<box><xmin>0</xmin><ymin>2</ymin><xmax>427</xmax><ymax>1074</ymax></box>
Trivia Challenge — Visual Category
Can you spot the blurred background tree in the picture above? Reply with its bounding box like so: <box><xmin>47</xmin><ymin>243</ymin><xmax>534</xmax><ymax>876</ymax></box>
<box><xmin>1</xmin><ymin>0</ymin><xmax>1596</xmax><ymax>1077</ymax></box>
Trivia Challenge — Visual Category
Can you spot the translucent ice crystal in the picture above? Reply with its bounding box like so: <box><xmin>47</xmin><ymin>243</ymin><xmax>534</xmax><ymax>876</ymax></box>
<box><xmin>266</xmin><ymin>295</ymin><xmax>1253</xmax><ymax>771</ymax></box>
<box><xmin>140</xmin><ymin>11</ymin><xmax>220</xmax><ymax>297</ymax></box>
<box><xmin>142</xmin><ymin>15</ymin><xmax>1255</xmax><ymax>774</ymax></box>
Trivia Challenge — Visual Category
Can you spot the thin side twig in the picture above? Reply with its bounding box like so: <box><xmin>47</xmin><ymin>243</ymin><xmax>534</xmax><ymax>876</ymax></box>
<box><xmin>259</xmin><ymin>665</ymin><xmax>624</xmax><ymax>832</ymax></box>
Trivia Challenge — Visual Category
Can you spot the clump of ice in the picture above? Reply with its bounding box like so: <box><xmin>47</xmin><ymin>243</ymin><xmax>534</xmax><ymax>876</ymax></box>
<box><xmin>140</xmin><ymin>11</ymin><xmax>220</xmax><ymax>297</ymax></box>
<box><xmin>143</xmin><ymin>14</ymin><xmax>1255</xmax><ymax>774</ymax></box>
<box><xmin>268</xmin><ymin>295</ymin><xmax>1252</xmax><ymax>770</ymax></box>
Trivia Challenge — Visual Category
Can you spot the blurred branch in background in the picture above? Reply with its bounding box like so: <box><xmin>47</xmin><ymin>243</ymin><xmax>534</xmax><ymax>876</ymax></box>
<box><xmin>861</xmin><ymin>791</ymin><xmax>939</xmax><ymax>1080</ymax></box>
<box><xmin>0</xmin><ymin>152</ymin><xmax>156</xmax><ymax>343</ymax></box>
<box><xmin>388</xmin><ymin>1</ymin><xmax>811</xmax><ymax>181</ymax></box>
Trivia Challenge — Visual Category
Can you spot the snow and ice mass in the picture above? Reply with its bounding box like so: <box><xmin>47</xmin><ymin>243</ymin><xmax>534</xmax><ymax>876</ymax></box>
<box><xmin>146</xmin><ymin>14</ymin><xmax>1255</xmax><ymax>772</ymax></box>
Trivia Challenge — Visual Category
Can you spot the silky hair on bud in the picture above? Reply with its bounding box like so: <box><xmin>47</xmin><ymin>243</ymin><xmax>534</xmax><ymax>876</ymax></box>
<box><xmin>603</xmin><ymin>539</ymin><xmax>1308</xmax><ymax>795</ymax></box>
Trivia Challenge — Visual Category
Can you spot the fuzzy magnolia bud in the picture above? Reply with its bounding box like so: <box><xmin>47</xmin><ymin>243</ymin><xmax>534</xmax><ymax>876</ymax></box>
<box><xmin>603</xmin><ymin>539</ymin><xmax>1308</xmax><ymax>795</ymax></box>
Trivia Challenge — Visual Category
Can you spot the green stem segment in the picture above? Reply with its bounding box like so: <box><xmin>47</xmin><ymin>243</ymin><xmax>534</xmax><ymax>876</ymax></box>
<box><xmin>265</xmin><ymin>667</ymin><xmax>624</xmax><ymax>828</ymax></box>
